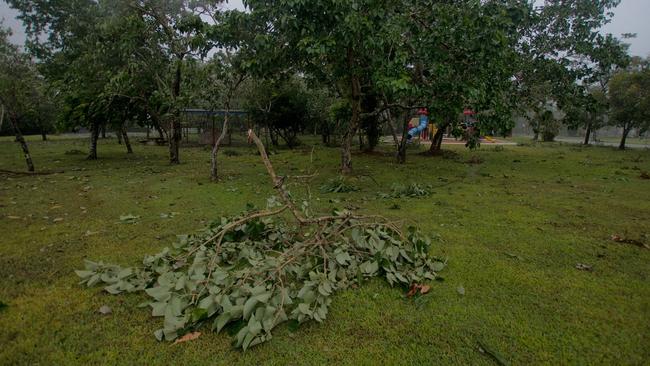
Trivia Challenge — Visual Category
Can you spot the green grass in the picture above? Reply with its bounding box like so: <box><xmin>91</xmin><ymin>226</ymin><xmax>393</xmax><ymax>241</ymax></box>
<box><xmin>1</xmin><ymin>135</ymin><xmax>649</xmax><ymax>365</ymax></box>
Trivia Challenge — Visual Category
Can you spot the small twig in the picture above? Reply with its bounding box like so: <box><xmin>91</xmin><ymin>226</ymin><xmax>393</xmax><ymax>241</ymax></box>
<box><xmin>174</xmin><ymin>205</ymin><xmax>290</xmax><ymax>261</ymax></box>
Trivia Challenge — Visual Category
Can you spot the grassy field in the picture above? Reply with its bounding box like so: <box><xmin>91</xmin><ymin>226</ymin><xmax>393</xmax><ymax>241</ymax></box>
<box><xmin>1</xmin><ymin>135</ymin><xmax>649</xmax><ymax>365</ymax></box>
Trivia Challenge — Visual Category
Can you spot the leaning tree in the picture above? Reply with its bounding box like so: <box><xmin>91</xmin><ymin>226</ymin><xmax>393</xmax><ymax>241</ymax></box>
<box><xmin>0</xmin><ymin>25</ymin><xmax>43</xmax><ymax>172</ymax></box>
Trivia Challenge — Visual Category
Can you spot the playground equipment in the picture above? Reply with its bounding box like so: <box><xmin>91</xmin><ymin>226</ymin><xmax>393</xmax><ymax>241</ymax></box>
<box><xmin>407</xmin><ymin>108</ymin><xmax>429</xmax><ymax>139</ymax></box>
<box><xmin>462</xmin><ymin>109</ymin><xmax>477</xmax><ymax>129</ymax></box>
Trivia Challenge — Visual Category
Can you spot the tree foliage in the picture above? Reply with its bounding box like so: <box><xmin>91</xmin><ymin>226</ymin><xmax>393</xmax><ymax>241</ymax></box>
<box><xmin>609</xmin><ymin>61</ymin><xmax>650</xmax><ymax>149</ymax></box>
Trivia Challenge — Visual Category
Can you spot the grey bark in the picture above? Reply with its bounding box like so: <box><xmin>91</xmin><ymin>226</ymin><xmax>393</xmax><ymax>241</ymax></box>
<box><xmin>8</xmin><ymin>111</ymin><xmax>35</xmax><ymax>172</ymax></box>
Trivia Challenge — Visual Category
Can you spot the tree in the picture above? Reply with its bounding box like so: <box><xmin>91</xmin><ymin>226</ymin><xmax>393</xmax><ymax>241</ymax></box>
<box><xmin>609</xmin><ymin>63</ymin><xmax>650</xmax><ymax>150</ymax></box>
<box><xmin>576</xmin><ymin>34</ymin><xmax>630</xmax><ymax>144</ymax></box>
<box><xmin>563</xmin><ymin>86</ymin><xmax>608</xmax><ymax>145</ymax></box>
<box><xmin>245</xmin><ymin>77</ymin><xmax>313</xmax><ymax>149</ymax></box>
<box><xmin>10</xmin><ymin>0</ymin><xmax>219</xmax><ymax>162</ymax></box>
<box><xmin>513</xmin><ymin>0</ymin><xmax>623</xmax><ymax>142</ymax></box>
<box><xmin>409</xmin><ymin>0</ymin><xmax>524</xmax><ymax>156</ymax></box>
<box><xmin>0</xmin><ymin>25</ymin><xmax>42</xmax><ymax>171</ymax></box>
<box><xmin>244</xmin><ymin>0</ymin><xmax>410</xmax><ymax>173</ymax></box>
<box><xmin>131</xmin><ymin>0</ymin><xmax>220</xmax><ymax>164</ymax></box>
<box><xmin>201</xmin><ymin>52</ymin><xmax>247</xmax><ymax>181</ymax></box>
<box><xmin>10</xmin><ymin>0</ymin><xmax>142</xmax><ymax>159</ymax></box>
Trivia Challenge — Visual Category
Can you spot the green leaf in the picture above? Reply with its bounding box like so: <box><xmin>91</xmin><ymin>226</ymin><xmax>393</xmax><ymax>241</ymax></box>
<box><xmin>297</xmin><ymin>303</ymin><xmax>311</xmax><ymax>315</ymax></box>
<box><xmin>213</xmin><ymin>312</ymin><xmax>233</xmax><ymax>333</ymax></box>
<box><xmin>432</xmin><ymin>261</ymin><xmax>445</xmax><ymax>272</ymax></box>
<box><xmin>104</xmin><ymin>284</ymin><xmax>121</xmax><ymax>294</ymax></box>
<box><xmin>74</xmin><ymin>270</ymin><xmax>93</xmax><ymax>278</ymax></box>
<box><xmin>242</xmin><ymin>332</ymin><xmax>256</xmax><ymax>351</ymax></box>
<box><xmin>191</xmin><ymin>307</ymin><xmax>208</xmax><ymax>322</ymax></box>
<box><xmin>117</xmin><ymin>268</ymin><xmax>133</xmax><ymax>279</ymax></box>
<box><xmin>154</xmin><ymin>329</ymin><xmax>164</xmax><ymax>342</ymax></box>
<box><xmin>457</xmin><ymin>286</ymin><xmax>466</xmax><ymax>296</ymax></box>
<box><xmin>254</xmin><ymin>292</ymin><xmax>272</xmax><ymax>303</ymax></box>
<box><xmin>235</xmin><ymin>326</ymin><xmax>248</xmax><ymax>348</ymax></box>
<box><xmin>145</xmin><ymin>286</ymin><xmax>171</xmax><ymax>302</ymax></box>
<box><xmin>248</xmin><ymin>318</ymin><xmax>262</xmax><ymax>336</ymax></box>
<box><xmin>151</xmin><ymin>302</ymin><xmax>167</xmax><ymax>317</ymax></box>
<box><xmin>335</xmin><ymin>252</ymin><xmax>351</xmax><ymax>264</ymax></box>
<box><xmin>243</xmin><ymin>297</ymin><xmax>258</xmax><ymax>320</ymax></box>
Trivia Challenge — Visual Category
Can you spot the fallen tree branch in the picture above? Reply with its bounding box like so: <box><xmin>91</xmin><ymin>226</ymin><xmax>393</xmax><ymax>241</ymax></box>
<box><xmin>248</xmin><ymin>129</ymin><xmax>309</xmax><ymax>223</ymax></box>
<box><xmin>0</xmin><ymin>169</ymin><xmax>64</xmax><ymax>176</ymax></box>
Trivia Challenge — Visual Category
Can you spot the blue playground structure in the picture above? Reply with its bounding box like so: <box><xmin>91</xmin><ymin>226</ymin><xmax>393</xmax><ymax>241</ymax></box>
<box><xmin>407</xmin><ymin>108</ymin><xmax>429</xmax><ymax>139</ymax></box>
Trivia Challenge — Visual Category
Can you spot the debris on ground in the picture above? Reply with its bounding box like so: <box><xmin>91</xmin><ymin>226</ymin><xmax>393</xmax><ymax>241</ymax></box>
<box><xmin>173</xmin><ymin>332</ymin><xmax>201</xmax><ymax>345</ymax></box>
<box><xmin>610</xmin><ymin>235</ymin><xmax>649</xmax><ymax>249</ymax></box>
<box><xmin>477</xmin><ymin>339</ymin><xmax>510</xmax><ymax>366</ymax></box>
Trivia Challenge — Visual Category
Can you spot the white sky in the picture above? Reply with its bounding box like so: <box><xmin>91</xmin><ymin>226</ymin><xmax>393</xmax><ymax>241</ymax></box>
<box><xmin>1</xmin><ymin>0</ymin><xmax>649</xmax><ymax>56</ymax></box>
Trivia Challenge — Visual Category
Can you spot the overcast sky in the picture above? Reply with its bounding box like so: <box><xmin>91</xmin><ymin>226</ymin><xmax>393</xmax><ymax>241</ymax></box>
<box><xmin>1</xmin><ymin>0</ymin><xmax>648</xmax><ymax>56</ymax></box>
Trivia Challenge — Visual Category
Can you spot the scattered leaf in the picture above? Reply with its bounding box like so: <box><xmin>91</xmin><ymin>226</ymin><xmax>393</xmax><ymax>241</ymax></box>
<box><xmin>52</xmin><ymin>217</ymin><xmax>64</xmax><ymax>223</ymax></box>
<box><xmin>6</xmin><ymin>216</ymin><xmax>21</xmax><ymax>220</ymax></box>
<box><xmin>173</xmin><ymin>332</ymin><xmax>201</xmax><ymax>345</ymax></box>
<box><xmin>119</xmin><ymin>214</ymin><xmax>140</xmax><ymax>224</ymax></box>
<box><xmin>160</xmin><ymin>212</ymin><xmax>180</xmax><ymax>219</ymax></box>
<box><xmin>407</xmin><ymin>283</ymin><xmax>432</xmax><ymax>297</ymax></box>
<box><xmin>98</xmin><ymin>305</ymin><xmax>112</xmax><ymax>315</ymax></box>
<box><xmin>575</xmin><ymin>263</ymin><xmax>592</xmax><ymax>271</ymax></box>
<box><xmin>457</xmin><ymin>286</ymin><xmax>465</xmax><ymax>295</ymax></box>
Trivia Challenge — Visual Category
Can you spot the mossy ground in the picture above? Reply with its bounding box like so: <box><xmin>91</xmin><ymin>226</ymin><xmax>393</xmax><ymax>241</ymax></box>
<box><xmin>1</xmin><ymin>135</ymin><xmax>649</xmax><ymax>365</ymax></box>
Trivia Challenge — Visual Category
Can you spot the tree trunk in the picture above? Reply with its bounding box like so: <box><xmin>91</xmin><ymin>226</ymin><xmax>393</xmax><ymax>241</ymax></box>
<box><xmin>40</xmin><ymin>123</ymin><xmax>47</xmax><ymax>141</ymax></box>
<box><xmin>122</xmin><ymin>125</ymin><xmax>133</xmax><ymax>154</ymax></box>
<box><xmin>583</xmin><ymin>122</ymin><xmax>591</xmax><ymax>145</ymax></box>
<box><xmin>169</xmin><ymin>57</ymin><xmax>183</xmax><ymax>164</ymax></box>
<box><xmin>88</xmin><ymin>122</ymin><xmax>99</xmax><ymax>160</ymax></box>
<box><xmin>393</xmin><ymin>110</ymin><xmax>409</xmax><ymax>164</ymax></box>
<box><xmin>100</xmin><ymin>125</ymin><xmax>106</xmax><ymax>139</ymax></box>
<box><xmin>321</xmin><ymin>125</ymin><xmax>331</xmax><ymax>145</ymax></box>
<box><xmin>155</xmin><ymin>123</ymin><xmax>166</xmax><ymax>140</ymax></box>
<box><xmin>426</xmin><ymin>122</ymin><xmax>448</xmax><ymax>155</ymax></box>
<box><xmin>116</xmin><ymin>130</ymin><xmax>123</xmax><ymax>144</ymax></box>
<box><xmin>619</xmin><ymin>126</ymin><xmax>631</xmax><ymax>150</ymax></box>
<box><xmin>341</xmin><ymin>50</ymin><xmax>361</xmax><ymax>174</ymax></box>
<box><xmin>8</xmin><ymin>113</ymin><xmax>35</xmax><ymax>172</ymax></box>
<box><xmin>211</xmin><ymin>109</ymin><xmax>229</xmax><ymax>181</ymax></box>
<box><xmin>358</xmin><ymin>132</ymin><xmax>364</xmax><ymax>151</ymax></box>
<box><xmin>386</xmin><ymin>114</ymin><xmax>400</xmax><ymax>151</ymax></box>
<box><xmin>269</xmin><ymin>127</ymin><xmax>279</xmax><ymax>146</ymax></box>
